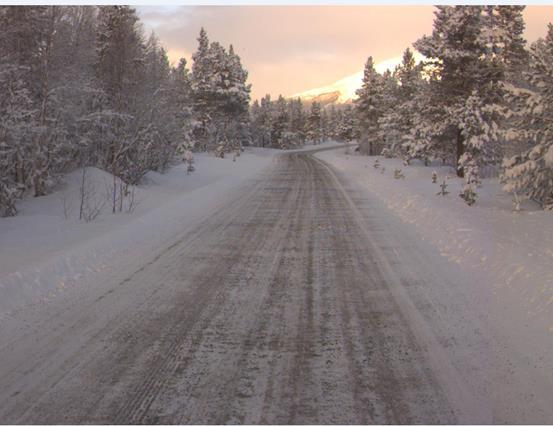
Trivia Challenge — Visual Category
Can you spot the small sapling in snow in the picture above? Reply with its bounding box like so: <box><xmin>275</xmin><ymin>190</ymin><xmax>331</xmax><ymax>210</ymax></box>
<box><xmin>459</xmin><ymin>184</ymin><xmax>477</xmax><ymax>206</ymax></box>
<box><xmin>183</xmin><ymin>150</ymin><xmax>195</xmax><ymax>175</ymax></box>
<box><xmin>512</xmin><ymin>191</ymin><xmax>523</xmax><ymax>212</ymax></box>
<box><xmin>345</xmin><ymin>145</ymin><xmax>351</xmax><ymax>155</ymax></box>
<box><xmin>394</xmin><ymin>169</ymin><xmax>405</xmax><ymax>179</ymax></box>
<box><xmin>432</xmin><ymin>171</ymin><xmax>438</xmax><ymax>183</ymax></box>
<box><xmin>437</xmin><ymin>177</ymin><xmax>449</xmax><ymax>196</ymax></box>
<box><xmin>373</xmin><ymin>159</ymin><xmax>380</xmax><ymax>169</ymax></box>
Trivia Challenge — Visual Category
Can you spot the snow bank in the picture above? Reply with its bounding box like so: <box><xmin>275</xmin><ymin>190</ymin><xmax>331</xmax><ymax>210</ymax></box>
<box><xmin>0</xmin><ymin>148</ymin><xmax>276</xmax><ymax>318</ymax></box>
<box><xmin>315</xmin><ymin>148</ymin><xmax>553</xmax><ymax>359</ymax></box>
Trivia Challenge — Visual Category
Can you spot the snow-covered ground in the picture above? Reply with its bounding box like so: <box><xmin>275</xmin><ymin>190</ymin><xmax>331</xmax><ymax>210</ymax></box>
<box><xmin>316</xmin><ymin>147</ymin><xmax>553</xmax><ymax>412</ymax></box>
<box><xmin>0</xmin><ymin>141</ymin><xmax>344</xmax><ymax>319</ymax></box>
<box><xmin>317</xmin><ymin>148</ymin><xmax>553</xmax><ymax>320</ymax></box>
<box><xmin>0</xmin><ymin>147</ymin><xmax>281</xmax><ymax>318</ymax></box>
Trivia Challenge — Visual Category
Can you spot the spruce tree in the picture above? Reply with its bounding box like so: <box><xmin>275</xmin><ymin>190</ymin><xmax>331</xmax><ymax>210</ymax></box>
<box><xmin>415</xmin><ymin>6</ymin><xmax>487</xmax><ymax>175</ymax></box>
<box><xmin>355</xmin><ymin>56</ymin><xmax>384</xmax><ymax>155</ymax></box>
<box><xmin>306</xmin><ymin>101</ymin><xmax>323</xmax><ymax>144</ymax></box>
<box><xmin>502</xmin><ymin>24</ymin><xmax>553</xmax><ymax>209</ymax></box>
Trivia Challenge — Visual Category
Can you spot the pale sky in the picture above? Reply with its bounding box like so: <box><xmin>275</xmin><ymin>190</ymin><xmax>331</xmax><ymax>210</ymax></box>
<box><xmin>137</xmin><ymin>6</ymin><xmax>553</xmax><ymax>101</ymax></box>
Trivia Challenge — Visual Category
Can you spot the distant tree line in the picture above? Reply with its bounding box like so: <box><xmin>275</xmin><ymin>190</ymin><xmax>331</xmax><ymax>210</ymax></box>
<box><xmin>353</xmin><ymin>6</ymin><xmax>553</xmax><ymax>209</ymax></box>
<box><xmin>249</xmin><ymin>96</ymin><xmax>355</xmax><ymax>149</ymax></box>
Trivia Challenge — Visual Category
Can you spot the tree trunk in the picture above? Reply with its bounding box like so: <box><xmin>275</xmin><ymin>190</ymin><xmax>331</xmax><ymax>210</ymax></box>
<box><xmin>456</xmin><ymin>128</ymin><xmax>464</xmax><ymax>178</ymax></box>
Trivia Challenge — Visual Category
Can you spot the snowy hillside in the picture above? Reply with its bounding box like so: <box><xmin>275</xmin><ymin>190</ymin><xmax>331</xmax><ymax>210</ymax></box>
<box><xmin>291</xmin><ymin>52</ymin><xmax>425</xmax><ymax>104</ymax></box>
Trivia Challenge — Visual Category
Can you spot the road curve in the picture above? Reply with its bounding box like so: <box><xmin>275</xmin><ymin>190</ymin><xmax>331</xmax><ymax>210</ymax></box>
<box><xmin>0</xmin><ymin>149</ymin><xmax>499</xmax><ymax>423</ymax></box>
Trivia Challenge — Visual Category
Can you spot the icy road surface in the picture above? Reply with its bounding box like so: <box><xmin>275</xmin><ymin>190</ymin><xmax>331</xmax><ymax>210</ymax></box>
<box><xmin>0</xmin><ymin>148</ymin><xmax>551</xmax><ymax>423</ymax></box>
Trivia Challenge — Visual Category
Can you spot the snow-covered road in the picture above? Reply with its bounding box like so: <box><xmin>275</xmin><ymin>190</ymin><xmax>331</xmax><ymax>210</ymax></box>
<box><xmin>0</xmin><ymin>148</ymin><xmax>551</xmax><ymax>423</ymax></box>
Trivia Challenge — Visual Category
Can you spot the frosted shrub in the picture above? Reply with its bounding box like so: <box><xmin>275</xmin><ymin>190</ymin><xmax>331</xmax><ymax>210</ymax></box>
<box><xmin>460</xmin><ymin>184</ymin><xmax>477</xmax><ymax>206</ymax></box>
<box><xmin>183</xmin><ymin>150</ymin><xmax>195</xmax><ymax>175</ymax></box>
<box><xmin>436</xmin><ymin>177</ymin><xmax>449</xmax><ymax>196</ymax></box>
<box><xmin>394</xmin><ymin>169</ymin><xmax>405</xmax><ymax>179</ymax></box>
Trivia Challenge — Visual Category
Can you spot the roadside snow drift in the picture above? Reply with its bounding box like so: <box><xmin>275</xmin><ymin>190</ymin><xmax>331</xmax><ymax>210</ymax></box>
<box><xmin>0</xmin><ymin>148</ymin><xmax>276</xmax><ymax>318</ymax></box>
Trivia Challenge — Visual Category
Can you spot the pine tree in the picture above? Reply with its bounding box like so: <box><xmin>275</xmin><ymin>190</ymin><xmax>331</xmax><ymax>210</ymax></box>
<box><xmin>190</xmin><ymin>27</ymin><xmax>211</xmax><ymax>151</ymax></box>
<box><xmin>355</xmin><ymin>57</ymin><xmax>384</xmax><ymax>155</ymax></box>
<box><xmin>457</xmin><ymin>93</ymin><xmax>500</xmax><ymax>204</ymax></box>
<box><xmin>339</xmin><ymin>105</ymin><xmax>355</xmax><ymax>143</ymax></box>
<box><xmin>390</xmin><ymin>49</ymin><xmax>423</xmax><ymax>161</ymax></box>
<box><xmin>377</xmin><ymin>69</ymin><xmax>400</xmax><ymax>157</ymax></box>
<box><xmin>224</xmin><ymin>44</ymin><xmax>251</xmax><ymax>153</ymax></box>
<box><xmin>502</xmin><ymin>24</ymin><xmax>553</xmax><ymax>209</ymax></box>
<box><xmin>172</xmin><ymin>58</ymin><xmax>194</xmax><ymax>156</ymax></box>
<box><xmin>272</xmin><ymin>95</ymin><xmax>289</xmax><ymax>149</ymax></box>
<box><xmin>258</xmin><ymin>95</ymin><xmax>273</xmax><ymax>148</ymax></box>
<box><xmin>190</xmin><ymin>32</ymin><xmax>251</xmax><ymax>155</ymax></box>
<box><xmin>306</xmin><ymin>101</ymin><xmax>322</xmax><ymax>144</ymax></box>
<box><xmin>288</xmin><ymin>98</ymin><xmax>306</xmax><ymax>146</ymax></box>
<box><xmin>414</xmin><ymin>6</ymin><xmax>488</xmax><ymax>175</ymax></box>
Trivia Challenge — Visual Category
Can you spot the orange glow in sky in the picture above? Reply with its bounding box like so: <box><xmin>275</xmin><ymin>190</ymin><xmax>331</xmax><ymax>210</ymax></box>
<box><xmin>138</xmin><ymin>6</ymin><xmax>553</xmax><ymax>101</ymax></box>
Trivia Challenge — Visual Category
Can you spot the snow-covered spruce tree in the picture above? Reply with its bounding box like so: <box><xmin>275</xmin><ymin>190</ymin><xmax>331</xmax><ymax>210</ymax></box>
<box><xmin>355</xmin><ymin>57</ymin><xmax>385</xmax><ymax>155</ymax></box>
<box><xmin>482</xmin><ymin>6</ymin><xmax>528</xmax><ymax>86</ymax></box>
<box><xmin>401</xmin><ymin>64</ymin><xmax>451</xmax><ymax>166</ymax></box>
<box><xmin>414</xmin><ymin>6</ymin><xmax>525</xmax><ymax>181</ymax></box>
<box><xmin>483</xmin><ymin>6</ymin><xmax>529</xmax><ymax>162</ymax></box>
<box><xmin>378</xmin><ymin>69</ymin><xmax>400</xmax><ymax>158</ymax></box>
<box><xmin>231</xmin><ymin>47</ymin><xmax>250</xmax><ymax>153</ymax></box>
<box><xmin>171</xmin><ymin>58</ymin><xmax>196</xmax><ymax>163</ymax></box>
<box><xmin>288</xmin><ymin>98</ymin><xmax>306</xmax><ymax>146</ymax></box>
<box><xmin>457</xmin><ymin>93</ymin><xmax>500</xmax><ymax>204</ymax></box>
<box><xmin>219</xmin><ymin>44</ymin><xmax>251</xmax><ymax>155</ymax></box>
<box><xmin>190</xmin><ymin>30</ymin><xmax>251</xmax><ymax>156</ymax></box>
<box><xmin>249</xmin><ymin>99</ymin><xmax>262</xmax><ymax>147</ymax></box>
<box><xmin>502</xmin><ymin>24</ymin><xmax>553</xmax><ymax>209</ymax></box>
<box><xmin>254</xmin><ymin>95</ymin><xmax>274</xmax><ymax>148</ymax></box>
<box><xmin>190</xmin><ymin>27</ymin><xmax>212</xmax><ymax>151</ymax></box>
<box><xmin>320</xmin><ymin>107</ymin><xmax>330</xmax><ymax>142</ymax></box>
<box><xmin>306</xmin><ymin>101</ymin><xmax>323</xmax><ymax>144</ymax></box>
<box><xmin>129</xmin><ymin>32</ymin><xmax>189</xmax><ymax>177</ymax></box>
<box><xmin>414</xmin><ymin>6</ymin><xmax>490</xmax><ymax>177</ymax></box>
<box><xmin>339</xmin><ymin>105</ymin><xmax>355</xmax><ymax>143</ymax></box>
<box><xmin>327</xmin><ymin>105</ymin><xmax>340</xmax><ymax>141</ymax></box>
<box><xmin>383</xmin><ymin>48</ymin><xmax>424</xmax><ymax>161</ymax></box>
<box><xmin>272</xmin><ymin>95</ymin><xmax>289</xmax><ymax>149</ymax></box>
